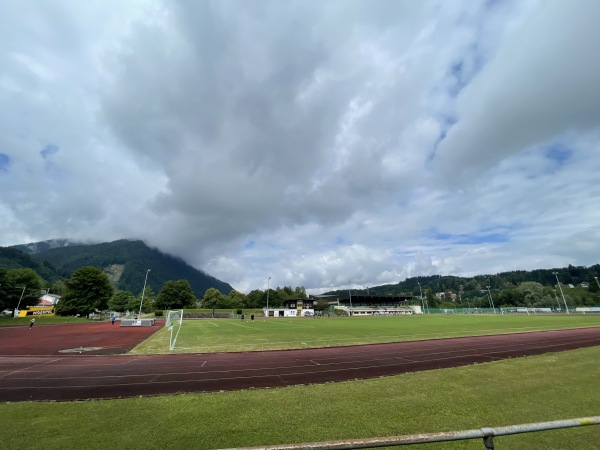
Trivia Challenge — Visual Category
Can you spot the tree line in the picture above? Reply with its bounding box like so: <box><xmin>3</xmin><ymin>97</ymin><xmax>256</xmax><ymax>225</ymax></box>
<box><xmin>2</xmin><ymin>263</ymin><xmax>599</xmax><ymax>316</ymax></box>
<box><xmin>0</xmin><ymin>265</ymin><xmax>309</xmax><ymax>316</ymax></box>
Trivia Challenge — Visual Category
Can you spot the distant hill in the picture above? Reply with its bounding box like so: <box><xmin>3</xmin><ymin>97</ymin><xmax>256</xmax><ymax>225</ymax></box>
<box><xmin>8</xmin><ymin>239</ymin><xmax>233</xmax><ymax>298</ymax></box>
<box><xmin>327</xmin><ymin>264</ymin><xmax>600</xmax><ymax>300</ymax></box>
<box><xmin>0</xmin><ymin>247</ymin><xmax>60</xmax><ymax>281</ymax></box>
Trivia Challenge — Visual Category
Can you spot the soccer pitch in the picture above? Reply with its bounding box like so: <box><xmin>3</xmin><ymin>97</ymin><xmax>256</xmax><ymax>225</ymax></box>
<box><xmin>131</xmin><ymin>314</ymin><xmax>600</xmax><ymax>354</ymax></box>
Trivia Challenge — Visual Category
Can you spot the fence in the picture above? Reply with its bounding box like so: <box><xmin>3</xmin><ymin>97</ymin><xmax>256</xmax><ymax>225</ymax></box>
<box><xmin>220</xmin><ymin>416</ymin><xmax>600</xmax><ymax>450</ymax></box>
<box><xmin>425</xmin><ymin>307</ymin><xmax>600</xmax><ymax>315</ymax></box>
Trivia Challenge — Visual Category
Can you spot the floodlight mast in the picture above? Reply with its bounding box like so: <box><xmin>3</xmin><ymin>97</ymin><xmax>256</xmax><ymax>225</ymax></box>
<box><xmin>138</xmin><ymin>269</ymin><xmax>150</xmax><ymax>317</ymax></box>
<box><xmin>266</xmin><ymin>276</ymin><xmax>271</xmax><ymax>317</ymax></box>
<box><xmin>14</xmin><ymin>286</ymin><xmax>26</xmax><ymax>318</ymax></box>
<box><xmin>553</xmin><ymin>290</ymin><xmax>561</xmax><ymax>311</ymax></box>
<box><xmin>348</xmin><ymin>282</ymin><xmax>353</xmax><ymax>316</ymax></box>
<box><xmin>417</xmin><ymin>281</ymin><xmax>425</xmax><ymax>314</ymax></box>
<box><xmin>486</xmin><ymin>286</ymin><xmax>496</xmax><ymax>314</ymax></box>
<box><xmin>553</xmin><ymin>272</ymin><xmax>569</xmax><ymax>314</ymax></box>
<box><xmin>595</xmin><ymin>276</ymin><xmax>600</xmax><ymax>290</ymax></box>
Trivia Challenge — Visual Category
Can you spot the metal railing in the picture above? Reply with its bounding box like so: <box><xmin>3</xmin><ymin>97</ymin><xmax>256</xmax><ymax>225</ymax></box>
<box><xmin>220</xmin><ymin>416</ymin><xmax>600</xmax><ymax>450</ymax></box>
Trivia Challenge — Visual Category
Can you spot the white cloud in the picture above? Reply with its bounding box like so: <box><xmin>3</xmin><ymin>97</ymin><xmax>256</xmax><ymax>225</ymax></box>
<box><xmin>1</xmin><ymin>0</ymin><xmax>599</xmax><ymax>294</ymax></box>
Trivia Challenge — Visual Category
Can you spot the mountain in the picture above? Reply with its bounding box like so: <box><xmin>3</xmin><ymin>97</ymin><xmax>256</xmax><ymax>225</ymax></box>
<box><xmin>7</xmin><ymin>239</ymin><xmax>233</xmax><ymax>298</ymax></box>
<box><xmin>0</xmin><ymin>246</ymin><xmax>61</xmax><ymax>281</ymax></box>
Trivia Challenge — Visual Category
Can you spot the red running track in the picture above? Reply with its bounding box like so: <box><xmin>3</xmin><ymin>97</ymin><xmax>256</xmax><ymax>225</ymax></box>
<box><xmin>1</xmin><ymin>324</ymin><xmax>600</xmax><ymax>402</ymax></box>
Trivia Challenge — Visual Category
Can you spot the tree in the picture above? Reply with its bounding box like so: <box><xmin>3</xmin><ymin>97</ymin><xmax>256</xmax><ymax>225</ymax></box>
<box><xmin>155</xmin><ymin>280</ymin><xmax>196</xmax><ymax>310</ymax></box>
<box><xmin>55</xmin><ymin>267</ymin><xmax>114</xmax><ymax>316</ymax></box>
<box><xmin>497</xmin><ymin>287</ymin><xmax>520</xmax><ymax>307</ymax></box>
<box><xmin>133</xmin><ymin>285</ymin><xmax>156</xmax><ymax>313</ymax></box>
<box><xmin>0</xmin><ymin>268</ymin><xmax>8</xmax><ymax>310</ymax></box>
<box><xmin>4</xmin><ymin>268</ymin><xmax>43</xmax><ymax>311</ymax></box>
<box><xmin>109</xmin><ymin>290</ymin><xmax>135</xmax><ymax>313</ymax></box>
<box><xmin>201</xmin><ymin>288</ymin><xmax>224</xmax><ymax>309</ymax></box>
<box><xmin>246</xmin><ymin>289</ymin><xmax>264</xmax><ymax>308</ymax></box>
<box><xmin>229</xmin><ymin>290</ymin><xmax>248</xmax><ymax>307</ymax></box>
<box><xmin>516</xmin><ymin>282</ymin><xmax>545</xmax><ymax>306</ymax></box>
<box><xmin>49</xmin><ymin>280</ymin><xmax>67</xmax><ymax>297</ymax></box>
<box><xmin>426</xmin><ymin>289</ymin><xmax>438</xmax><ymax>308</ymax></box>
<box><xmin>588</xmin><ymin>272</ymin><xmax>599</xmax><ymax>293</ymax></box>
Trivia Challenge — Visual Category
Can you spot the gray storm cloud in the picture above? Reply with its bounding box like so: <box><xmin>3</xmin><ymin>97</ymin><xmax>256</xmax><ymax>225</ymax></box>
<box><xmin>1</xmin><ymin>0</ymin><xmax>599</xmax><ymax>292</ymax></box>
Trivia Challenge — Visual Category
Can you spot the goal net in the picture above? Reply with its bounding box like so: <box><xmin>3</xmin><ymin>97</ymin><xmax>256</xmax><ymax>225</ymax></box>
<box><xmin>165</xmin><ymin>309</ymin><xmax>184</xmax><ymax>351</ymax></box>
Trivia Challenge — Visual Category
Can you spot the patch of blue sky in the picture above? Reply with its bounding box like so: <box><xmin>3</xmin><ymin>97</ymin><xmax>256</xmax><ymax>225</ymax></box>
<box><xmin>429</xmin><ymin>229</ymin><xmax>509</xmax><ymax>244</ymax></box>
<box><xmin>456</xmin><ymin>233</ymin><xmax>508</xmax><ymax>244</ymax></box>
<box><xmin>0</xmin><ymin>153</ymin><xmax>10</xmax><ymax>171</ymax></box>
<box><xmin>244</xmin><ymin>240</ymin><xmax>255</xmax><ymax>249</ymax></box>
<box><xmin>334</xmin><ymin>236</ymin><xmax>351</xmax><ymax>246</ymax></box>
<box><xmin>446</xmin><ymin>44</ymin><xmax>486</xmax><ymax>98</ymax></box>
<box><xmin>40</xmin><ymin>144</ymin><xmax>59</xmax><ymax>159</ymax></box>
<box><xmin>544</xmin><ymin>143</ymin><xmax>572</xmax><ymax>165</ymax></box>
<box><xmin>484</xmin><ymin>0</ymin><xmax>504</xmax><ymax>11</ymax></box>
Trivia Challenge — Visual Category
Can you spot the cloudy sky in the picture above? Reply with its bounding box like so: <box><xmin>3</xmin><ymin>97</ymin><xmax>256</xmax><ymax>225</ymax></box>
<box><xmin>1</xmin><ymin>0</ymin><xmax>599</xmax><ymax>294</ymax></box>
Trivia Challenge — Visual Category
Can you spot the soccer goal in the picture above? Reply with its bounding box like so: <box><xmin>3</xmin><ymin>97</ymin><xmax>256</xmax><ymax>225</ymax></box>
<box><xmin>165</xmin><ymin>309</ymin><xmax>184</xmax><ymax>351</ymax></box>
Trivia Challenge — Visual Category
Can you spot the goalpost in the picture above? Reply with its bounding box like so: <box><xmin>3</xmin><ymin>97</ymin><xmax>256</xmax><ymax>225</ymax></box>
<box><xmin>165</xmin><ymin>309</ymin><xmax>184</xmax><ymax>351</ymax></box>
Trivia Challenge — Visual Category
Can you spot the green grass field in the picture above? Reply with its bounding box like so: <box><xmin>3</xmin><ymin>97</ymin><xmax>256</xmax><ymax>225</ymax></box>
<box><xmin>2</xmin><ymin>314</ymin><xmax>599</xmax><ymax>449</ymax></box>
<box><xmin>132</xmin><ymin>314</ymin><xmax>600</xmax><ymax>354</ymax></box>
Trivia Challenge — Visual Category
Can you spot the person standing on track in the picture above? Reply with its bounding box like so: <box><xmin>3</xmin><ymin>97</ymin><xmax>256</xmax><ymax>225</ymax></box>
<box><xmin>29</xmin><ymin>318</ymin><xmax>35</xmax><ymax>329</ymax></box>
<box><xmin>111</xmin><ymin>316</ymin><xmax>116</xmax><ymax>325</ymax></box>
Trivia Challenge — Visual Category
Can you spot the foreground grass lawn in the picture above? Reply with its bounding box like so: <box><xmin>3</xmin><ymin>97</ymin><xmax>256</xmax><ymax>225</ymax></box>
<box><xmin>132</xmin><ymin>314</ymin><xmax>600</xmax><ymax>354</ymax></box>
<box><xmin>1</xmin><ymin>345</ymin><xmax>599</xmax><ymax>449</ymax></box>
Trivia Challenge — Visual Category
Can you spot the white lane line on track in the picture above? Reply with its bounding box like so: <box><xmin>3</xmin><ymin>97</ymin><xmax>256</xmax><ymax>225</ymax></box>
<box><xmin>0</xmin><ymin>358</ymin><xmax>61</xmax><ymax>379</ymax></box>
<box><xmin>4</xmin><ymin>336</ymin><xmax>599</xmax><ymax>385</ymax></box>
<box><xmin>3</xmin><ymin>334</ymin><xmax>599</xmax><ymax>377</ymax></box>
<box><xmin>0</xmin><ymin>350</ymin><xmax>550</xmax><ymax>393</ymax></box>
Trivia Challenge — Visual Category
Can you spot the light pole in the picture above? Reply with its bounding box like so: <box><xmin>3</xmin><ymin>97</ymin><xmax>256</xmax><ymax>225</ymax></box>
<box><xmin>417</xmin><ymin>281</ymin><xmax>425</xmax><ymax>314</ymax></box>
<box><xmin>348</xmin><ymin>282</ymin><xmax>353</xmax><ymax>316</ymax></box>
<box><xmin>553</xmin><ymin>290</ymin><xmax>561</xmax><ymax>311</ymax></box>
<box><xmin>486</xmin><ymin>286</ymin><xmax>496</xmax><ymax>313</ymax></box>
<box><xmin>138</xmin><ymin>269</ymin><xmax>150</xmax><ymax>317</ymax></box>
<box><xmin>266</xmin><ymin>276</ymin><xmax>271</xmax><ymax>317</ymax></box>
<box><xmin>594</xmin><ymin>276</ymin><xmax>600</xmax><ymax>290</ymax></box>
<box><xmin>553</xmin><ymin>272</ymin><xmax>569</xmax><ymax>314</ymax></box>
<box><xmin>14</xmin><ymin>286</ymin><xmax>26</xmax><ymax>318</ymax></box>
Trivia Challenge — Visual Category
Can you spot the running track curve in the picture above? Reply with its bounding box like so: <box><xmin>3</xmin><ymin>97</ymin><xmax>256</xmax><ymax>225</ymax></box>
<box><xmin>1</xmin><ymin>325</ymin><xmax>600</xmax><ymax>402</ymax></box>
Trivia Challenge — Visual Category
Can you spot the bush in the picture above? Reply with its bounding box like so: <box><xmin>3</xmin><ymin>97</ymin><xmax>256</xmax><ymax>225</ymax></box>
<box><xmin>236</xmin><ymin>308</ymin><xmax>243</xmax><ymax>315</ymax></box>
<box><xmin>154</xmin><ymin>310</ymin><xmax>164</xmax><ymax>317</ymax></box>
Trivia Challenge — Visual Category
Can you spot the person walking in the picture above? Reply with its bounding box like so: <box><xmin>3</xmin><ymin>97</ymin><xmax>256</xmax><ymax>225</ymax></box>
<box><xmin>29</xmin><ymin>318</ymin><xmax>35</xmax><ymax>329</ymax></box>
<box><xmin>241</xmin><ymin>313</ymin><xmax>245</xmax><ymax>321</ymax></box>
<box><xmin>111</xmin><ymin>316</ymin><xmax>116</xmax><ymax>325</ymax></box>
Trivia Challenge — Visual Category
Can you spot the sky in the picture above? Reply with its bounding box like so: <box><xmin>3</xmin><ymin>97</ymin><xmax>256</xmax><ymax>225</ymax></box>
<box><xmin>1</xmin><ymin>0</ymin><xmax>600</xmax><ymax>294</ymax></box>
